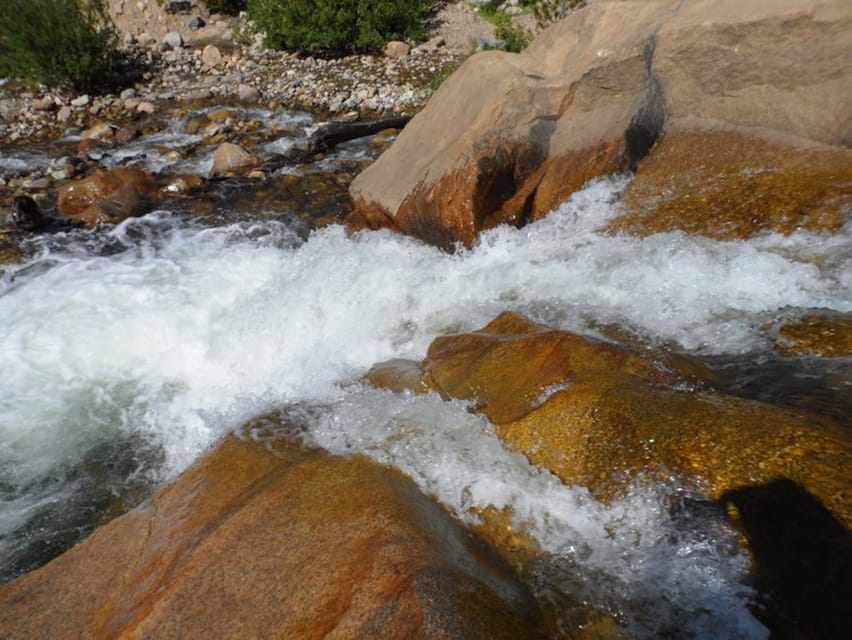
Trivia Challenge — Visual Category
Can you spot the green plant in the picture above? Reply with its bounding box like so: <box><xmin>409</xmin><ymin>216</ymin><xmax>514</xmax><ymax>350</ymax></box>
<box><xmin>247</xmin><ymin>0</ymin><xmax>430</xmax><ymax>56</ymax></box>
<box><xmin>477</xmin><ymin>2</ymin><xmax>531</xmax><ymax>53</ymax></box>
<box><xmin>526</xmin><ymin>0</ymin><xmax>586</xmax><ymax>30</ymax></box>
<box><xmin>205</xmin><ymin>0</ymin><xmax>248</xmax><ymax>14</ymax></box>
<box><xmin>0</xmin><ymin>0</ymin><xmax>118</xmax><ymax>91</ymax></box>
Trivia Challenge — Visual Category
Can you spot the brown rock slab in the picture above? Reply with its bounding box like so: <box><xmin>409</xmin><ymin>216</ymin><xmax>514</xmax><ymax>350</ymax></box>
<box><xmin>611</xmin><ymin>131</ymin><xmax>852</xmax><ymax>239</ymax></box>
<box><xmin>399</xmin><ymin>313</ymin><xmax>851</xmax><ymax>528</ymax></box>
<box><xmin>770</xmin><ymin>314</ymin><xmax>852</xmax><ymax>357</ymax></box>
<box><xmin>0</xmin><ymin>431</ymin><xmax>544</xmax><ymax>640</ymax></box>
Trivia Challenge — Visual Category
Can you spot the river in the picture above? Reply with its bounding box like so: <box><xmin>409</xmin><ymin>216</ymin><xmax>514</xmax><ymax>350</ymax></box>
<box><xmin>1</xmin><ymin>116</ymin><xmax>850</xmax><ymax>637</ymax></box>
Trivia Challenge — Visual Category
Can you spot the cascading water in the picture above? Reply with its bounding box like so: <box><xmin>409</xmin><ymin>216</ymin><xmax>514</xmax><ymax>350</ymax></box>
<box><xmin>1</xmin><ymin>174</ymin><xmax>849</xmax><ymax>637</ymax></box>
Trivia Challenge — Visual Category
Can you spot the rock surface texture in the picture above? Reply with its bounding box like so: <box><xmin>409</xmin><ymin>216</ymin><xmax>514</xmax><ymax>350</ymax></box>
<box><xmin>0</xmin><ymin>430</ymin><xmax>544</xmax><ymax>640</ymax></box>
<box><xmin>348</xmin><ymin>0</ymin><xmax>852</xmax><ymax>248</ymax></box>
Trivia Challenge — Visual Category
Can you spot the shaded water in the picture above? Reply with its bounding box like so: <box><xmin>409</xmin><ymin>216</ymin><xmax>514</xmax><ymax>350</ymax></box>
<box><xmin>0</xmin><ymin>173</ymin><xmax>849</xmax><ymax>637</ymax></box>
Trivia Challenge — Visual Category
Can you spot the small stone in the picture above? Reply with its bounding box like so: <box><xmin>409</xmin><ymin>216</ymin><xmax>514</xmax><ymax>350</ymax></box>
<box><xmin>120</xmin><ymin>88</ymin><xmax>137</xmax><ymax>100</ymax></box>
<box><xmin>32</xmin><ymin>96</ymin><xmax>55</xmax><ymax>111</ymax></box>
<box><xmin>210</xmin><ymin>142</ymin><xmax>256</xmax><ymax>177</ymax></box>
<box><xmin>82</xmin><ymin>121</ymin><xmax>113</xmax><ymax>140</ymax></box>
<box><xmin>201</xmin><ymin>44</ymin><xmax>222</xmax><ymax>68</ymax></box>
<box><xmin>70</xmin><ymin>95</ymin><xmax>91</xmax><ymax>107</ymax></box>
<box><xmin>237</xmin><ymin>84</ymin><xmax>260</xmax><ymax>104</ymax></box>
<box><xmin>384</xmin><ymin>41</ymin><xmax>411</xmax><ymax>58</ymax></box>
<box><xmin>136</xmin><ymin>101</ymin><xmax>156</xmax><ymax>114</ymax></box>
<box><xmin>162</xmin><ymin>31</ymin><xmax>184</xmax><ymax>50</ymax></box>
<box><xmin>56</xmin><ymin>106</ymin><xmax>73</xmax><ymax>122</ymax></box>
<box><xmin>188</xmin><ymin>16</ymin><xmax>205</xmax><ymax>30</ymax></box>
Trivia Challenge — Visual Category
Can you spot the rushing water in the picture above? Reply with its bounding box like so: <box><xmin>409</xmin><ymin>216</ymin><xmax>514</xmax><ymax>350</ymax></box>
<box><xmin>1</xmin><ymin>174</ymin><xmax>850</xmax><ymax>637</ymax></box>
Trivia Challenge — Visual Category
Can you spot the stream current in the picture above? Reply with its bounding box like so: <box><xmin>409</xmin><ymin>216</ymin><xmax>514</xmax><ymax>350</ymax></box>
<box><xmin>0</xmin><ymin>168</ymin><xmax>850</xmax><ymax>637</ymax></box>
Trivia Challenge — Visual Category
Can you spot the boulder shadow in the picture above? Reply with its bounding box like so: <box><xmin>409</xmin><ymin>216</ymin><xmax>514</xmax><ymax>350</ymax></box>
<box><xmin>721</xmin><ymin>478</ymin><xmax>852</xmax><ymax>639</ymax></box>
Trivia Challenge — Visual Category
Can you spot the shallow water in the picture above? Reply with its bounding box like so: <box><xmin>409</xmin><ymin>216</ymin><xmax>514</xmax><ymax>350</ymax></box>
<box><xmin>1</xmin><ymin>175</ymin><xmax>849</xmax><ymax>636</ymax></box>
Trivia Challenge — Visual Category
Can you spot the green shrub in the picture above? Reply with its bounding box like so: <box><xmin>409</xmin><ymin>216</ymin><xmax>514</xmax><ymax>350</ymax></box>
<box><xmin>0</xmin><ymin>0</ymin><xmax>118</xmax><ymax>91</ymax></box>
<box><xmin>247</xmin><ymin>0</ymin><xmax>429</xmax><ymax>56</ymax></box>
<box><xmin>204</xmin><ymin>0</ymin><xmax>248</xmax><ymax>14</ymax></box>
<box><xmin>478</xmin><ymin>4</ymin><xmax>530</xmax><ymax>53</ymax></box>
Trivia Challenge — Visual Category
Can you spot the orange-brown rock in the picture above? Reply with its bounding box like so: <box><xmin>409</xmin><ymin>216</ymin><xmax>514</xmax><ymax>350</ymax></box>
<box><xmin>57</xmin><ymin>167</ymin><xmax>158</xmax><ymax>223</ymax></box>
<box><xmin>388</xmin><ymin>312</ymin><xmax>851</xmax><ymax>528</ymax></box>
<box><xmin>611</xmin><ymin>132</ymin><xmax>852</xmax><ymax>239</ymax></box>
<box><xmin>71</xmin><ymin>185</ymin><xmax>153</xmax><ymax>228</ymax></box>
<box><xmin>348</xmin><ymin>0</ymin><xmax>851</xmax><ymax>249</ymax></box>
<box><xmin>0</xmin><ymin>430</ymin><xmax>544</xmax><ymax>640</ymax></box>
<box><xmin>769</xmin><ymin>314</ymin><xmax>852</xmax><ymax>357</ymax></box>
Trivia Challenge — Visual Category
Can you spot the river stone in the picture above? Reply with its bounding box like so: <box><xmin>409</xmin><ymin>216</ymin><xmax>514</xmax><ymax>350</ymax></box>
<box><xmin>348</xmin><ymin>0</ymin><xmax>851</xmax><ymax>249</ymax></box>
<box><xmin>201</xmin><ymin>43</ymin><xmax>222</xmax><ymax>68</ymax></box>
<box><xmin>210</xmin><ymin>142</ymin><xmax>257</xmax><ymax>177</ymax></box>
<box><xmin>57</xmin><ymin>167</ymin><xmax>158</xmax><ymax>217</ymax></box>
<box><xmin>0</xmin><ymin>432</ymin><xmax>545</xmax><ymax>640</ymax></box>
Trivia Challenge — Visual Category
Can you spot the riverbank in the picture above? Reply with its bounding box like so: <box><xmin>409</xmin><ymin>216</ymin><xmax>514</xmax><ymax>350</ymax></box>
<box><xmin>0</xmin><ymin>1</ymin><xmax>511</xmax><ymax>147</ymax></box>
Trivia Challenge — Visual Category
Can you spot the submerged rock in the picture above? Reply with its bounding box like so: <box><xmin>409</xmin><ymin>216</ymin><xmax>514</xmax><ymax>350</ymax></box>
<box><xmin>209</xmin><ymin>142</ymin><xmax>257</xmax><ymax>177</ymax></box>
<box><xmin>769</xmin><ymin>314</ymin><xmax>852</xmax><ymax>358</ymax></box>
<box><xmin>348</xmin><ymin>0</ymin><xmax>851</xmax><ymax>249</ymax></box>
<box><xmin>0</xmin><ymin>431</ymin><xmax>544</xmax><ymax>640</ymax></box>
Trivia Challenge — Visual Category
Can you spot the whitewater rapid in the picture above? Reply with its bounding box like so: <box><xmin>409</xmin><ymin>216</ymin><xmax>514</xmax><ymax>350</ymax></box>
<box><xmin>1</xmin><ymin>175</ymin><xmax>849</xmax><ymax>636</ymax></box>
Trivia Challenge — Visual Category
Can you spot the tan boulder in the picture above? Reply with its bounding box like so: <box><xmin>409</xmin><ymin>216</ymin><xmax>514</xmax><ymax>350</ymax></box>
<box><xmin>0</xmin><ymin>431</ymin><xmax>544</xmax><ymax>640</ymax></box>
<box><xmin>348</xmin><ymin>0</ymin><xmax>851</xmax><ymax>248</ymax></box>
<box><xmin>57</xmin><ymin>167</ymin><xmax>158</xmax><ymax>225</ymax></box>
<box><xmin>209</xmin><ymin>142</ymin><xmax>257</xmax><ymax>177</ymax></box>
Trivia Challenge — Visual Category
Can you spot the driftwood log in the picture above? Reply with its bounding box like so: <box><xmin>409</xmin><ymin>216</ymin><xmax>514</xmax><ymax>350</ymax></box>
<box><xmin>260</xmin><ymin>115</ymin><xmax>412</xmax><ymax>171</ymax></box>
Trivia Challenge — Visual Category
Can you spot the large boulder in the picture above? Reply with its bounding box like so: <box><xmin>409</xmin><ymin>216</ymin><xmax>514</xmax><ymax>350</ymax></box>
<box><xmin>0</xmin><ymin>430</ymin><xmax>544</xmax><ymax>640</ymax></box>
<box><xmin>368</xmin><ymin>312</ymin><xmax>851</xmax><ymax>527</ymax></box>
<box><xmin>366</xmin><ymin>312</ymin><xmax>852</xmax><ymax>637</ymax></box>
<box><xmin>348</xmin><ymin>0</ymin><xmax>851</xmax><ymax>248</ymax></box>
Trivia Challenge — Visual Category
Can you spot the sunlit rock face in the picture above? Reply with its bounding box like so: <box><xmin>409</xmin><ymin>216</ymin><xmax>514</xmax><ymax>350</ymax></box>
<box><xmin>370</xmin><ymin>312</ymin><xmax>851</xmax><ymax>528</ymax></box>
<box><xmin>348</xmin><ymin>0</ymin><xmax>851</xmax><ymax>249</ymax></box>
<box><xmin>0</xmin><ymin>431</ymin><xmax>544</xmax><ymax>640</ymax></box>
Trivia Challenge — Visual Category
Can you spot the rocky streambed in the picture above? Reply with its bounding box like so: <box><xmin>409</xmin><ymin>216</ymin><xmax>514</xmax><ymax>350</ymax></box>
<box><xmin>0</xmin><ymin>1</ymin><xmax>850</xmax><ymax>640</ymax></box>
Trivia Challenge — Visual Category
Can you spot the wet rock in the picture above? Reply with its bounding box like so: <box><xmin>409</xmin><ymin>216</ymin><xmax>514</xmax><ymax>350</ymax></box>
<box><xmin>770</xmin><ymin>314</ymin><xmax>852</xmax><ymax>358</ymax></box>
<box><xmin>115</xmin><ymin>123</ymin><xmax>143</xmax><ymax>145</ymax></box>
<box><xmin>10</xmin><ymin>194</ymin><xmax>47</xmax><ymax>231</ymax></box>
<box><xmin>210</xmin><ymin>142</ymin><xmax>257</xmax><ymax>177</ymax></box>
<box><xmin>73</xmin><ymin>185</ymin><xmax>153</xmax><ymax>228</ymax></box>
<box><xmin>0</xmin><ymin>433</ymin><xmax>545</xmax><ymax>640</ymax></box>
<box><xmin>378</xmin><ymin>312</ymin><xmax>852</xmax><ymax>529</ymax></box>
<box><xmin>349</xmin><ymin>0</ymin><xmax>851</xmax><ymax>249</ymax></box>
<box><xmin>57</xmin><ymin>167</ymin><xmax>158</xmax><ymax>218</ymax></box>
